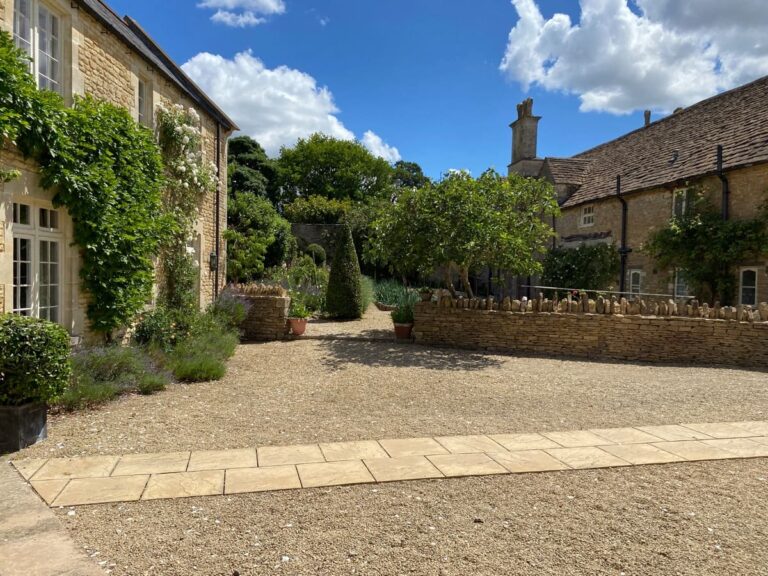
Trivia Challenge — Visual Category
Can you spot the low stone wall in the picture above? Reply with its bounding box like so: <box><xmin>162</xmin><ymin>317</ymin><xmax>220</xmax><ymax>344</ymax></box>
<box><xmin>413</xmin><ymin>300</ymin><xmax>768</xmax><ymax>368</ymax></box>
<box><xmin>237</xmin><ymin>295</ymin><xmax>289</xmax><ymax>341</ymax></box>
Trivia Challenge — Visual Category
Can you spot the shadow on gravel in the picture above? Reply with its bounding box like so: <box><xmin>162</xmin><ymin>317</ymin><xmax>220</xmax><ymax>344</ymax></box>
<box><xmin>319</xmin><ymin>338</ymin><xmax>503</xmax><ymax>371</ymax></box>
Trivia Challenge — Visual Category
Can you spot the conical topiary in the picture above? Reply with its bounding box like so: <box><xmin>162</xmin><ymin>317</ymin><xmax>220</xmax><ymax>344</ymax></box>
<box><xmin>325</xmin><ymin>224</ymin><xmax>363</xmax><ymax>319</ymax></box>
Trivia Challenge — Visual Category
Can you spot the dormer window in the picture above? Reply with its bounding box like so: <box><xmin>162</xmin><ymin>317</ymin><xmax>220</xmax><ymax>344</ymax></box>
<box><xmin>13</xmin><ymin>0</ymin><xmax>62</xmax><ymax>94</ymax></box>
<box><xmin>580</xmin><ymin>204</ymin><xmax>595</xmax><ymax>227</ymax></box>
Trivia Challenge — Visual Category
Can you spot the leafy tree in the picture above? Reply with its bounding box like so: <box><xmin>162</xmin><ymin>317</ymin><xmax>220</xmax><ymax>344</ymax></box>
<box><xmin>225</xmin><ymin>194</ymin><xmax>296</xmax><ymax>283</ymax></box>
<box><xmin>367</xmin><ymin>170</ymin><xmax>559</xmax><ymax>297</ymax></box>
<box><xmin>283</xmin><ymin>195</ymin><xmax>351</xmax><ymax>224</ymax></box>
<box><xmin>277</xmin><ymin>133</ymin><xmax>393</xmax><ymax>203</ymax></box>
<box><xmin>541</xmin><ymin>243</ymin><xmax>620</xmax><ymax>292</ymax></box>
<box><xmin>325</xmin><ymin>224</ymin><xmax>363</xmax><ymax>319</ymax></box>
<box><xmin>392</xmin><ymin>160</ymin><xmax>430</xmax><ymax>189</ymax></box>
<box><xmin>645</xmin><ymin>191</ymin><xmax>768</xmax><ymax>304</ymax></box>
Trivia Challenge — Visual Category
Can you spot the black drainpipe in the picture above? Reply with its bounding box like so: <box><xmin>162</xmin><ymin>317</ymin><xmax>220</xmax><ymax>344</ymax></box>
<box><xmin>214</xmin><ymin>122</ymin><xmax>222</xmax><ymax>302</ymax></box>
<box><xmin>717</xmin><ymin>145</ymin><xmax>730</xmax><ymax>221</ymax></box>
<box><xmin>616</xmin><ymin>175</ymin><xmax>632</xmax><ymax>295</ymax></box>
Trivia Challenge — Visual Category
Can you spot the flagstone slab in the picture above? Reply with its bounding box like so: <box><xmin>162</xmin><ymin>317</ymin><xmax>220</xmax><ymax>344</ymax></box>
<box><xmin>258</xmin><ymin>444</ymin><xmax>325</xmax><ymax>467</ymax></box>
<box><xmin>651</xmin><ymin>441</ymin><xmax>736</xmax><ymax>461</ymax></box>
<box><xmin>488</xmin><ymin>433</ymin><xmax>560</xmax><ymax>451</ymax></box>
<box><xmin>297</xmin><ymin>460</ymin><xmax>375</xmax><ymax>488</ymax></box>
<box><xmin>542</xmin><ymin>430</ymin><xmax>611</xmax><ymax>448</ymax></box>
<box><xmin>11</xmin><ymin>459</ymin><xmax>48</xmax><ymax>481</ymax></box>
<box><xmin>378</xmin><ymin>437</ymin><xmax>449</xmax><ymax>458</ymax></box>
<box><xmin>702</xmin><ymin>438</ymin><xmax>768</xmax><ymax>458</ymax></box>
<box><xmin>589</xmin><ymin>427</ymin><xmax>664</xmax><ymax>445</ymax></box>
<box><xmin>143</xmin><ymin>470</ymin><xmax>224</xmax><ymax>500</ymax></box>
<box><xmin>30</xmin><ymin>479</ymin><xmax>70</xmax><ymax>505</ymax></box>
<box><xmin>546</xmin><ymin>447</ymin><xmax>630</xmax><ymax>469</ymax></box>
<box><xmin>187</xmin><ymin>448</ymin><xmax>258</xmax><ymax>472</ymax></box>
<box><xmin>225</xmin><ymin>466</ymin><xmax>301</xmax><ymax>494</ymax></box>
<box><xmin>600</xmin><ymin>443</ymin><xmax>685</xmax><ymax>465</ymax></box>
<box><xmin>680</xmin><ymin>422</ymin><xmax>758</xmax><ymax>439</ymax></box>
<box><xmin>53</xmin><ymin>475</ymin><xmax>149</xmax><ymax>506</ymax></box>
<box><xmin>320</xmin><ymin>440</ymin><xmax>388</xmax><ymax>462</ymax></box>
<box><xmin>750</xmin><ymin>436</ymin><xmax>768</xmax><ymax>446</ymax></box>
<box><xmin>434</xmin><ymin>435</ymin><xmax>507</xmax><ymax>454</ymax></box>
<box><xmin>112</xmin><ymin>451</ymin><xmax>191</xmax><ymax>476</ymax></box>
<box><xmin>489</xmin><ymin>450</ymin><xmax>570</xmax><ymax>473</ymax></box>
<box><xmin>363</xmin><ymin>456</ymin><xmax>444</xmax><ymax>482</ymax></box>
<box><xmin>34</xmin><ymin>456</ymin><xmax>119</xmax><ymax>481</ymax></box>
<box><xmin>637</xmin><ymin>425</ymin><xmax>713</xmax><ymax>442</ymax></box>
<box><xmin>427</xmin><ymin>453</ymin><xmax>508</xmax><ymax>477</ymax></box>
<box><xmin>727</xmin><ymin>421</ymin><xmax>768</xmax><ymax>436</ymax></box>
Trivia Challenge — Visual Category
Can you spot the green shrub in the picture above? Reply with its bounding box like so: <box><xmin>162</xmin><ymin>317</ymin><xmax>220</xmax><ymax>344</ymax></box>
<box><xmin>541</xmin><ymin>244</ymin><xmax>620</xmax><ymax>293</ymax></box>
<box><xmin>288</xmin><ymin>294</ymin><xmax>312</xmax><ymax>319</ymax></box>
<box><xmin>164</xmin><ymin>320</ymin><xmax>238</xmax><ymax>382</ymax></box>
<box><xmin>391</xmin><ymin>291</ymin><xmax>420</xmax><ymax>324</ymax></box>
<box><xmin>360</xmin><ymin>275</ymin><xmax>375</xmax><ymax>313</ymax></box>
<box><xmin>56</xmin><ymin>379</ymin><xmax>119</xmax><ymax>411</ymax></box>
<box><xmin>209</xmin><ymin>294</ymin><xmax>247</xmax><ymax>331</ymax></box>
<box><xmin>326</xmin><ymin>224</ymin><xmax>363</xmax><ymax>319</ymax></box>
<box><xmin>169</xmin><ymin>356</ymin><xmax>226</xmax><ymax>383</ymax></box>
<box><xmin>0</xmin><ymin>314</ymin><xmax>71</xmax><ymax>406</ymax></box>
<box><xmin>137</xmin><ymin>373</ymin><xmax>167</xmax><ymax>395</ymax></box>
<box><xmin>374</xmin><ymin>279</ymin><xmax>408</xmax><ymax>306</ymax></box>
<box><xmin>283</xmin><ymin>196</ymin><xmax>351</xmax><ymax>224</ymax></box>
<box><xmin>305</xmin><ymin>243</ymin><xmax>326</xmax><ymax>265</ymax></box>
<box><xmin>133</xmin><ymin>307</ymin><xmax>193</xmax><ymax>352</ymax></box>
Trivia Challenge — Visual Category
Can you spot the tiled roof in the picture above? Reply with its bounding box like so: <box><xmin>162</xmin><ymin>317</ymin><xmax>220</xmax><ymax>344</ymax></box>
<box><xmin>558</xmin><ymin>75</ymin><xmax>768</xmax><ymax>208</ymax></box>
<box><xmin>542</xmin><ymin>157</ymin><xmax>591</xmax><ymax>185</ymax></box>
<box><xmin>76</xmin><ymin>0</ymin><xmax>238</xmax><ymax>131</ymax></box>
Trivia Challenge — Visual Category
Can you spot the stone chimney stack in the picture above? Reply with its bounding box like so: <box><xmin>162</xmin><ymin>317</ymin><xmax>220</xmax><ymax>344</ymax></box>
<box><xmin>644</xmin><ymin>110</ymin><xmax>651</xmax><ymax>127</ymax></box>
<box><xmin>510</xmin><ymin>98</ymin><xmax>541</xmax><ymax>165</ymax></box>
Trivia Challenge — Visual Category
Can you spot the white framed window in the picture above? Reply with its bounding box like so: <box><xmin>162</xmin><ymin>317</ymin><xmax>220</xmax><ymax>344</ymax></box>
<box><xmin>674</xmin><ymin>269</ymin><xmax>690</xmax><ymax>299</ymax></box>
<box><xmin>580</xmin><ymin>204</ymin><xmax>595</xmax><ymax>227</ymax></box>
<box><xmin>13</xmin><ymin>236</ymin><xmax>33</xmax><ymax>316</ymax></box>
<box><xmin>672</xmin><ymin>188</ymin><xmax>696</xmax><ymax>218</ymax></box>
<box><xmin>629</xmin><ymin>269</ymin><xmax>643</xmax><ymax>296</ymax></box>
<box><xmin>13</xmin><ymin>202</ymin><xmax>32</xmax><ymax>226</ymax></box>
<box><xmin>13</xmin><ymin>0</ymin><xmax>62</xmax><ymax>94</ymax></box>
<box><xmin>739</xmin><ymin>267</ymin><xmax>758</xmax><ymax>307</ymax></box>
<box><xmin>39</xmin><ymin>207</ymin><xmax>59</xmax><ymax>230</ymax></box>
<box><xmin>137</xmin><ymin>77</ymin><xmax>152</xmax><ymax>126</ymax></box>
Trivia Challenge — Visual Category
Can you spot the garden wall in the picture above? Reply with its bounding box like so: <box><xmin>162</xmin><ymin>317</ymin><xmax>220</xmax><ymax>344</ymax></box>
<box><xmin>237</xmin><ymin>295</ymin><xmax>289</xmax><ymax>341</ymax></box>
<box><xmin>413</xmin><ymin>298</ymin><xmax>768</xmax><ymax>368</ymax></box>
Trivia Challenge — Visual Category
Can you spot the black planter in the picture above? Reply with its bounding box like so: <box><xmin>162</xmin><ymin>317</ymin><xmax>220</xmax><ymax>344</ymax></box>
<box><xmin>0</xmin><ymin>403</ymin><xmax>48</xmax><ymax>454</ymax></box>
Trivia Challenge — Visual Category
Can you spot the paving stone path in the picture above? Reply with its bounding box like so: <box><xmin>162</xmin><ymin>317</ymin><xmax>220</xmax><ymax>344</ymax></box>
<box><xmin>12</xmin><ymin>421</ymin><xmax>768</xmax><ymax>508</ymax></box>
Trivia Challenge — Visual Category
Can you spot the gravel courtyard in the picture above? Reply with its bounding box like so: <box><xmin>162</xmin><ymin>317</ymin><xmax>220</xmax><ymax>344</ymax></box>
<box><xmin>12</xmin><ymin>309</ymin><xmax>768</xmax><ymax>575</ymax></box>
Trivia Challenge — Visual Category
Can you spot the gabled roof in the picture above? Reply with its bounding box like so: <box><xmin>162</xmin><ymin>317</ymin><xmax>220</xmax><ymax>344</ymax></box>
<box><xmin>75</xmin><ymin>0</ymin><xmax>238</xmax><ymax>131</ymax></box>
<box><xmin>541</xmin><ymin>157</ymin><xmax>591</xmax><ymax>186</ymax></box>
<box><xmin>557</xmin><ymin>74</ymin><xmax>768</xmax><ymax>208</ymax></box>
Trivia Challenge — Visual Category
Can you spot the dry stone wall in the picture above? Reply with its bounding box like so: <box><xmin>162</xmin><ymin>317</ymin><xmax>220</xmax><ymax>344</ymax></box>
<box><xmin>237</xmin><ymin>295</ymin><xmax>289</xmax><ymax>341</ymax></box>
<box><xmin>414</xmin><ymin>295</ymin><xmax>768</xmax><ymax>368</ymax></box>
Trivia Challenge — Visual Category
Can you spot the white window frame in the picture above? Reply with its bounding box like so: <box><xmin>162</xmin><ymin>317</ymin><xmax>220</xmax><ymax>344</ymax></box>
<box><xmin>12</xmin><ymin>0</ymin><xmax>62</xmax><ymax>94</ymax></box>
<box><xmin>579</xmin><ymin>204</ymin><xmax>595</xmax><ymax>228</ymax></box>
<box><xmin>628</xmin><ymin>269</ymin><xmax>643</xmax><ymax>297</ymax></box>
<box><xmin>672</xmin><ymin>188</ymin><xmax>695</xmax><ymax>218</ymax></box>
<box><xmin>739</xmin><ymin>267</ymin><xmax>758</xmax><ymax>307</ymax></box>
<box><xmin>674</xmin><ymin>268</ymin><xmax>690</xmax><ymax>299</ymax></box>
<box><xmin>12</xmin><ymin>235</ymin><xmax>34</xmax><ymax>316</ymax></box>
<box><xmin>137</xmin><ymin>77</ymin><xmax>152</xmax><ymax>127</ymax></box>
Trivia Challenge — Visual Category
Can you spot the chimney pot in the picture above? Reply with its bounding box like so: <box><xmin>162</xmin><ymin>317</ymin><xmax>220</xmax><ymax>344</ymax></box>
<box><xmin>510</xmin><ymin>98</ymin><xmax>541</xmax><ymax>165</ymax></box>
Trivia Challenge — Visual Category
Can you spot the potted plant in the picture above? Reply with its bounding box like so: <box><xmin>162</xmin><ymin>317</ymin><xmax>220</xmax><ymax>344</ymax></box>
<box><xmin>0</xmin><ymin>315</ymin><xmax>72</xmax><ymax>454</ymax></box>
<box><xmin>391</xmin><ymin>292</ymin><xmax>419</xmax><ymax>340</ymax></box>
<box><xmin>288</xmin><ymin>297</ymin><xmax>311</xmax><ymax>336</ymax></box>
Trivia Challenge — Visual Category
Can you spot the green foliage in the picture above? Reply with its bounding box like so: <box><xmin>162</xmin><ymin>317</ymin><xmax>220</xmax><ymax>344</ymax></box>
<box><xmin>277</xmin><ymin>133</ymin><xmax>393</xmax><ymax>202</ymax></box>
<box><xmin>305</xmin><ymin>243</ymin><xmax>326</xmax><ymax>265</ymax></box>
<box><xmin>374</xmin><ymin>279</ymin><xmax>409</xmax><ymax>306</ymax></box>
<box><xmin>266</xmin><ymin>255</ymin><xmax>328</xmax><ymax>313</ymax></box>
<box><xmin>288</xmin><ymin>295</ymin><xmax>312</xmax><ymax>319</ymax></box>
<box><xmin>391</xmin><ymin>291</ymin><xmax>420</xmax><ymax>324</ymax></box>
<box><xmin>541</xmin><ymin>243</ymin><xmax>620</xmax><ymax>292</ymax></box>
<box><xmin>392</xmin><ymin>160</ymin><xmax>430</xmax><ymax>189</ymax></box>
<box><xmin>325</xmin><ymin>224</ymin><xmax>363</xmax><ymax>319</ymax></box>
<box><xmin>645</xmin><ymin>195</ymin><xmax>768</xmax><ymax>304</ymax></box>
<box><xmin>359</xmin><ymin>275</ymin><xmax>375</xmax><ymax>314</ymax></box>
<box><xmin>367</xmin><ymin>170</ymin><xmax>558</xmax><ymax>297</ymax></box>
<box><xmin>166</xmin><ymin>323</ymin><xmax>237</xmax><ymax>382</ymax></box>
<box><xmin>209</xmin><ymin>294</ymin><xmax>247</xmax><ymax>331</ymax></box>
<box><xmin>56</xmin><ymin>345</ymin><xmax>168</xmax><ymax>410</ymax></box>
<box><xmin>228</xmin><ymin>135</ymin><xmax>279</xmax><ymax>203</ymax></box>
<box><xmin>283</xmin><ymin>195</ymin><xmax>351</xmax><ymax>224</ymax></box>
<box><xmin>133</xmin><ymin>307</ymin><xmax>192</xmax><ymax>352</ymax></box>
<box><xmin>226</xmin><ymin>194</ymin><xmax>296</xmax><ymax>282</ymax></box>
<box><xmin>0</xmin><ymin>314</ymin><xmax>71</xmax><ymax>406</ymax></box>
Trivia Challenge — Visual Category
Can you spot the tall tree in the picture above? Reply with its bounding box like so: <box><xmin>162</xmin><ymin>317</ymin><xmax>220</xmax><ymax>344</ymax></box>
<box><xmin>392</xmin><ymin>160</ymin><xmax>430</xmax><ymax>189</ymax></box>
<box><xmin>228</xmin><ymin>135</ymin><xmax>279</xmax><ymax>203</ymax></box>
<box><xmin>277</xmin><ymin>133</ymin><xmax>393</xmax><ymax>203</ymax></box>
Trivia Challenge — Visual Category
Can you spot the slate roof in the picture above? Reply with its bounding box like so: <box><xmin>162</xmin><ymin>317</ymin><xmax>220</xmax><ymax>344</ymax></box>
<box><xmin>76</xmin><ymin>0</ymin><xmax>238</xmax><ymax>131</ymax></box>
<box><xmin>554</xmin><ymin>75</ymin><xmax>768</xmax><ymax>208</ymax></box>
<box><xmin>542</xmin><ymin>157</ymin><xmax>591</xmax><ymax>186</ymax></box>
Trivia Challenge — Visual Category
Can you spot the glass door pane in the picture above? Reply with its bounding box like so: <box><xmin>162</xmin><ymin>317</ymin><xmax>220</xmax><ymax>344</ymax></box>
<box><xmin>13</xmin><ymin>237</ymin><xmax>33</xmax><ymax>316</ymax></box>
<box><xmin>39</xmin><ymin>240</ymin><xmax>60</xmax><ymax>322</ymax></box>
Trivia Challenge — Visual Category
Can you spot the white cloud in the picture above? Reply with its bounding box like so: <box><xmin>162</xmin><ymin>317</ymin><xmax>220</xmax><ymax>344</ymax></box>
<box><xmin>499</xmin><ymin>0</ymin><xmax>768</xmax><ymax>114</ymax></box>
<box><xmin>198</xmin><ymin>0</ymin><xmax>285</xmax><ymax>27</ymax></box>
<box><xmin>362</xmin><ymin>130</ymin><xmax>401</xmax><ymax>162</ymax></box>
<box><xmin>182</xmin><ymin>51</ymin><xmax>400</xmax><ymax>161</ymax></box>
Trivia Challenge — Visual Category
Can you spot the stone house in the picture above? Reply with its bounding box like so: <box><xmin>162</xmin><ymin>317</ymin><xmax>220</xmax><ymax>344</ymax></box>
<box><xmin>508</xmin><ymin>76</ymin><xmax>768</xmax><ymax>306</ymax></box>
<box><xmin>0</xmin><ymin>0</ymin><xmax>237</xmax><ymax>338</ymax></box>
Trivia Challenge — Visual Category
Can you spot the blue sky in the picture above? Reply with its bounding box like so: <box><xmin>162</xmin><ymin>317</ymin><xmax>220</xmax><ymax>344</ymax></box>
<box><xmin>107</xmin><ymin>0</ymin><xmax>768</xmax><ymax>179</ymax></box>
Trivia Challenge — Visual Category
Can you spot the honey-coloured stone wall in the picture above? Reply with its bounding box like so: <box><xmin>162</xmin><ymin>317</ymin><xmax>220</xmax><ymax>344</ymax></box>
<box><xmin>237</xmin><ymin>295</ymin><xmax>290</xmax><ymax>341</ymax></box>
<box><xmin>413</xmin><ymin>302</ymin><xmax>768</xmax><ymax>368</ymax></box>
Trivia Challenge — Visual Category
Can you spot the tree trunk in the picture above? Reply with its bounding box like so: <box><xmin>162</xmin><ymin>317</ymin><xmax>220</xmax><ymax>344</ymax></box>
<box><xmin>443</xmin><ymin>267</ymin><xmax>456</xmax><ymax>297</ymax></box>
<box><xmin>460</xmin><ymin>266</ymin><xmax>474</xmax><ymax>299</ymax></box>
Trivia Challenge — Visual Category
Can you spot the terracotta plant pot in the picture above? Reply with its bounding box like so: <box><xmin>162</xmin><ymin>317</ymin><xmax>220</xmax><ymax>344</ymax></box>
<box><xmin>288</xmin><ymin>318</ymin><xmax>308</xmax><ymax>336</ymax></box>
<box><xmin>393</xmin><ymin>323</ymin><xmax>413</xmax><ymax>340</ymax></box>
